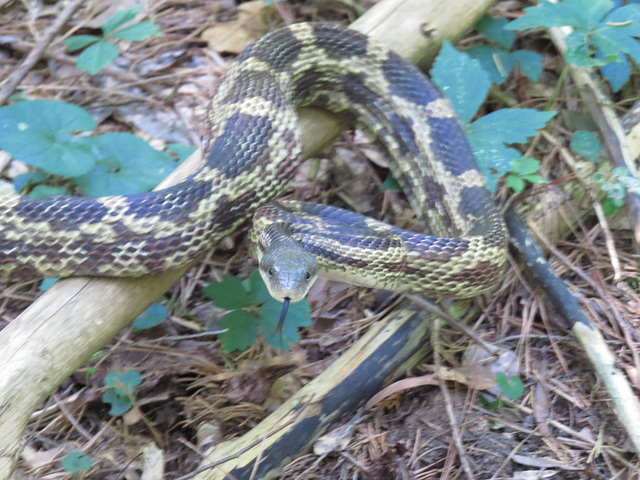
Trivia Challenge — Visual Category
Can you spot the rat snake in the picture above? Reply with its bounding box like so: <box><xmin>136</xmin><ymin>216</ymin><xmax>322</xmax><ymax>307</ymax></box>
<box><xmin>0</xmin><ymin>23</ymin><xmax>507</xmax><ymax>298</ymax></box>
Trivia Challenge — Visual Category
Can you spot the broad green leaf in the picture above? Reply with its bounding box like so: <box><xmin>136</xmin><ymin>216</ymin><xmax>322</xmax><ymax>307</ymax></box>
<box><xmin>465</xmin><ymin>45</ymin><xmax>511</xmax><ymax>84</ymax></box>
<box><xmin>259</xmin><ymin>298</ymin><xmax>312</xmax><ymax>351</ymax></box>
<box><xmin>571</xmin><ymin>130</ymin><xmax>601</xmax><ymax>160</ymax></box>
<box><xmin>495</xmin><ymin>372</ymin><xmax>525</xmax><ymax>400</ymax></box>
<box><xmin>603</xmin><ymin>4</ymin><xmax>640</xmax><ymax>37</ymax></box>
<box><xmin>475</xmin><ymin>15</ymin><xmax>514</xmax><ymax>49</ymax></box>
<box><xmin>110</xmin><ymin>21</ymin><xmax>160</xmax><ymax>41</ymax></box>
<box><xmin>61</xmin><ymin>452</ymin><xmax>93</xmax><ymax>473</ymax></box>
<box><xmin>218</xmin><ymin>310</ymin><xmax>258</xmax><ymax>352</ymax></box>
<box><xmin>510</xmin><ymin>50</ymin><xmax>544</xmax><ymax>81</ymax></box>
<box><xmin>76</xmin><ymin>41</ymin><xmax>119</xmax><ymax>75</ymax></box>
<box><xmin>29</xmin><ymin>185</ymin><xmax>68</xmax><ymax>198</ymax></box>
<box><xmin>243</xmin><ymin>269</ymin><xmax>272</xmax><ymax>305</ymax></box>
<box><xmin>102</xmin><ymin>5</ymin><xmax>143</xmax><ymax>34</ymax></box>
<box><xmin>506</xmin><ymin>0</ymin><xmax>613</xmax><ymax>30</ymax></box>
<box><xmin>466</xmin><ymin>109</ymin><xmax>556</xmax><ymax>145</ymax></box>
<box><xmin>39</xmin><ymin>277</ymin><xmax>59</xmax><ymax>291</ymax></box>
<box><xmin>64</xmin><ymin>34</ymin><xmax>100</xmax><ymax>51</ymax></box>
<box><xmin>431</xmin><ymin>40</ymin><xmax>490</xmax><ymax>125</ymax></box>
<box><xmin>102</xmin><ymin>388</ymin><xmax>134</xmax><ymax>415</ymax></box>
<box><xmin>103</xmin><ymin>370</ymin><xmax>141</xmax><ymax>415</ymax></box>
<box><xmin>466</xmin><ymin>139</ymin><xmax>522</xmax><ymax>192</ymax></box>
<box><xmin>602</xmin><ymin>197</ymin><xmax>622</xmax><ymax>215</ymax></box>
<box><xmin>506</xmin><ymin>175</ymin><xmax>525</xmax><ymax>193</ymax></box>
<box><xmin>380</xmin><ymin>172</ymin><xmax>401</xmax><ymax>191</ymax></box>
<box><xmin>133</xmin><ymin>302</ymin><xmax>169</xmax><ymax>330</ymax></box>
<box><xmin>12</xmin><ymin>170</ymin><xmax>47</xmax><ymax>192</ymax></box>
<box><xmin>74</xmin><ymin>132</ymin><xmax>176</xmax><ymax>196</ymax></box>
<box><xmin>104</xmin><ymin>370</ymin><xmax>141</xmax><ymax>394</ymax></box>
<box><xmin>0</xmin><ymin>100</ymin><xmax>96</xmax><ymax>176</ymax></box>
<box><xmin>203</xmin><ymin>275</ymin><xmax>253</xmax><ymax>309</ymax></box>
<box><xmin>167</xmin><ymin>142</ymin><xmax>196</xmax><ymax>162</ymax></box>
<box><xmin>512</xmin><ymin>157</ymin><xmax>540</xmax><ymax>176</ymax></box>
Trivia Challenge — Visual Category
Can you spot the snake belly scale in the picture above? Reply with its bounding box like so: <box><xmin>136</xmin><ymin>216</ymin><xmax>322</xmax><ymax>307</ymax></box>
<box><xmin>0</xmin><ymin>23</ymin><xmax>507</xmax><ymax>298</ymax></box>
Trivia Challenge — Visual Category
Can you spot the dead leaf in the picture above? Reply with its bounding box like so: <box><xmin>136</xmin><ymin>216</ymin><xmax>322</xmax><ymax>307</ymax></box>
<box><xmin>365</xmin><ymin>375</ymin><xmax>438</xmax><ymax>410</ymax></box>
<box><xmin>202</xmin><ymin>1</ymin><xmax>275</xmax><ymax>54</ymax></box>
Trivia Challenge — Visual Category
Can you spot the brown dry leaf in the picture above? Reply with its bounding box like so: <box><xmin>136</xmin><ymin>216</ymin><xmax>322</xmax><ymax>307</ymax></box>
<box><xmin>365</xmin><ymin>375</ymin><xmax>438</xmax><ymax>410</ymax></box>
<box><xmin>454</xmin><ymin>345</ymin><xmax>519</xmax><ymax>392</ymax></box>
<box><xmin>20</xmin><ymin>444</ymin><xmax>65</xmax><ymax>470</ymax></box>
<box><xmin>202</xmin><ymin>1</ymin><xmax>275</xmax><ymax>54</ymax></box>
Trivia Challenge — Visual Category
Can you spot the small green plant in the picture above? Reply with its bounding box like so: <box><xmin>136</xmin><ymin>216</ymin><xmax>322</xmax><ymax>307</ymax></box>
<box><xmin>102</xmin><ymin>370</ymin><xmax>141</xmax><ymax>415</ymax></box>
<box><xmin>479</xmin><ymin>372</ymin><xmax>525</xmax><ymax>409</ymax></box>
<box><xmin>204</xmin><ymin>270</ymin><xmax>312</xmax><ymax>352</ymax></box>
<box><xmin>61</xmin><ymin>451</ymin><xmax>92</xmax><ymax>474</ymax></box>
<box><xmin>594</xmin><ymin>167</ymin><xmax>640</xmax><ymax>215</ymax></box>
<box><xmin>64</xmin><ymin>5</ymin><xmax>160</xmax><ymax>75</ymax></box>
<box><xmin>468</xmin><ymin>15</ymin><xmax>544</xmax><ymax>84</ymax></box>
<box><xmin>133</xmin><ymin>302</ymin><xmax>169</xmax><ymax>330</ymax></box>
<box><xmin>570</xmin><ymin>130</ymin><xmax>602</xmax><ymax>161</ymax></box>
<box><xmin>0</xmin><ymin>99</ymin><xmax>180</xmax><ymax>197</ymax></box>
<box><xmin>430</xmin><ymin>41</ymin><xmax>555</xmax><ymax>192</ymax></box>
<box><xmin>495</xmin><ymin>372</ymin><xmax>525</xmax><ymax>399</ymax></box>
<box><xmin>505</xmin><ymin>157</ymin><xmax>547</xmax><ymax>193</ymax></box>
<box><xmin>505</xmin><ymin>0</ymin><xmax>640</xmax><ymax>91</ymax></box>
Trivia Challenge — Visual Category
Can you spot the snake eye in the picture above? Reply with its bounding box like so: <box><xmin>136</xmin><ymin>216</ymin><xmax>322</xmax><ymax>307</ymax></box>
<box><xmin>305</xmin><ymin>271</ymin><xmax>311</xmax><ymax>281</ymax></box>
<box><xmin>268</xmin><ymin>267</ymin><xmax>274</xmax><ymax>277</ymax></box>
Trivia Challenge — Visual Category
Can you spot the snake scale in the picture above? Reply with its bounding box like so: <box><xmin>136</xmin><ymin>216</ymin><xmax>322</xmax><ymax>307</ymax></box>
<box><xmin>0</xmin><ymin>23</ymin><xmax>507</xmax><ymax>301</ymax></box>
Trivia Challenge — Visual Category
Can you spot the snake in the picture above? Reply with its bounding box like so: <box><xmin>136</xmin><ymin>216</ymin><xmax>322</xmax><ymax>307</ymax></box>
<box><xmin>0</xmin><ymin>23</ymin><xmax>508</xmax><ymax>306</ymax></box>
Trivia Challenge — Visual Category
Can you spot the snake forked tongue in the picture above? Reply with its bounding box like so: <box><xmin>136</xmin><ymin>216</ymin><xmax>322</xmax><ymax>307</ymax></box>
<box><xmin>277</xmin><ymin>297</ymin><xmax>291</xmax><ymax>335</ymax></box>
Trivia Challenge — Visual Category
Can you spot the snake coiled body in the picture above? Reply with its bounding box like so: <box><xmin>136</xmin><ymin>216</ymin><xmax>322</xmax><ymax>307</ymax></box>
<box><xmin>0</xmin><ymin>23</ymin><xmax>507</xmax><ymax>297</ymax></box>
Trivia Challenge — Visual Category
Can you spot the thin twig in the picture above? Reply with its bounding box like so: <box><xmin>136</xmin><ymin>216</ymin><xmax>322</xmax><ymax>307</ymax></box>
<box><xmin>0</xmin><ymin>0</ymin><xmax>86</xmax><ymax>106</ymax></box>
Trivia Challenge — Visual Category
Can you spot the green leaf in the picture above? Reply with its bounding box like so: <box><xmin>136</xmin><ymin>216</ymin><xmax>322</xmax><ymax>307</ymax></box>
<box><xmin>103</xmin><ymin>370</ymin><xmax>141</xmax><ymax>415</ymax></box>
<box><xmin>110</xmin><ymin>21</ymin><xmax>160</xmax><ymax>41</ymax></box>
<box><xmin>602</xmin><ymin>197</ymin><xmax>622</xmax><ymax>215</ymax></box>
<box><xmin>12</xmin><ymin>170</ymin><xmax>47</xmax><ymax>192</ymax></box>
<box><xmin>510</xmin><ymin>50</ymin><xmax>544</xmax><ymax>81</ymax></box>
<box><xmin>39</xmin><ymin>277</ymin><xmax>59</xmax><ymax>291</ymax></box>
<box><xmin>218</xmin><ymin>310</ymin><xmax>258</xmax><ymax>352</ymax></box>
<box><xmin>101</xmin><ymin>5</ymin><xmax>143</xmax><ymax>34</ymax></box>
<box><xmin>505</xmin><ymin>0</ymin><xmax>613</xmax><ymax>30</ymax></box>
<box><xmin>600</xmin><ymin>54</ymin><xmax>630</xmax><ymax>92</ymax></box>
<box><xmin>64</xmin><ymin>34</ymin><xmax>100</xmax><ymax>51</ymax></box>
<box><xmin>475</xmin><ymin>15</ymin><xmax>514</xmax><ymax>49</ymax></box>
<box><xmin>102</xmin><ymin>388</ymin><xmax>134</xmax><ymax>415</ymax></box>
<box><xmin>380</xmin><ymin>172</ymin><xmax>401</xmax><ymax>191</ymax></box>
<box><xmin>133</xmin><ymin>302</ymin><xmax>169</xmax><ymax>330</ymax></box>
<box><xmin>465</xmin><ymin>45</ymin><xmax>512</xmax><ymax>84</ymax></box>
<box><xmin>495</xmin><ymin>372</ymin><xmax>525</xmax><ymax>400</ymax></box>
<box><xmin>203</xmin><ymin>275</ymin><xmax>253</xmax><ymax>309</ymax></box>
<box><xmin>0</xmin><ymin>100</ymin><xmax>96</xmax><ymax>176</ymax></box>
<box><xmin>105</xmin><ymin>370</ymin><xmax>141</xmax><ymax>394</ymax></box>
<box><xmin>76</xmin><ymin>41</ymin><xmax>119</xmax><ymax>75</ymax></box>
<box><xmin>28</xmin><ymin>185</ymin><xmax>68</xmax><ymax>198</ymax></box>
<box><xmin>511</xmin><ymin>157</ymin><xmax>540</xmax><ymax>176</ymax></box>
<box><xmin>167</xmin><ymin>142</ymin><xmax>196</xmax><ymax>162</ymax></box>
<box><xmin>74</xmin><ymin>132</ymin><xmax>176</xmax><ymax>196</ymax></box>
<box><xmin>61</xmin><ymin>452</ymin><xmax>93</xmax><ymax>473</ymax></box>
<box><xmin>431</xmin><ymin>40</ymin><xmax>490</xmax><ymax>125</ymax></box>
<box><xmin>259</xmin><ymin>297</ymin><xmax>312</xmax><ymax>351</ymax></box>
<box><xmin>466</xmin><ymin>109</ymin><xmax>556</xmax><ymax>145</ymax></box>
<box><xmin>243</xmin><ymin>269</ymin><xmax>272</xmax><ymax>305</ymax></box>
<box><xmin>467</xmin><ymin>140</ymin><xmax>522</xmax><ymax>192</ymax></box>
<box><xmin>506</xmin><ymin>175</ymin><xmax>526</xmax><ymax>193</ymax></box>
<box><xmin>571</xmin><ymin>130</ymin><xmax>601</xmax><ymax>160</ymax></box>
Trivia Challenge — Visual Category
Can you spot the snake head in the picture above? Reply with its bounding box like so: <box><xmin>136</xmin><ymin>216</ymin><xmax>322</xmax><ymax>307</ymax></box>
<box><xmin>258</xmin><ymin>241</ymin><xmax>318</xmax><ymax>303</ymax></box>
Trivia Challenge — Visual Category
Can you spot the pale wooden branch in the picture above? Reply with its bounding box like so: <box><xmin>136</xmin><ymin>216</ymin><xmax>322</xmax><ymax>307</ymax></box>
<box><xmin>0</xmin><ymin>0</ymin><xmax>495</xmax><ymax>477</ymax></box>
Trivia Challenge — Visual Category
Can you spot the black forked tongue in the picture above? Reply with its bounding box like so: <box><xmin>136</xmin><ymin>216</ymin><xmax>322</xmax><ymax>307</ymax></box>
<box><xmin>276</xmin><ymin>297</ymin><xmax>291</xmax><ymax>337</ymax></box>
